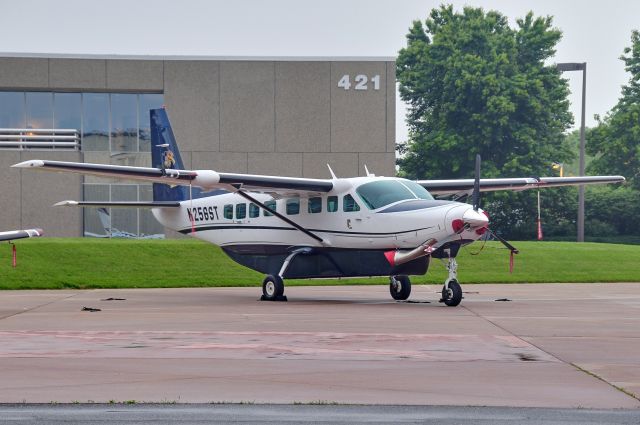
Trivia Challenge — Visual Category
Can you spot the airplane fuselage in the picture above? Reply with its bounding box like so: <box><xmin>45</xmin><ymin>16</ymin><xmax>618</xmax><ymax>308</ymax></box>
<box><xmin>152</xmin><ymin>176</ymin><xmax>487</xmax><ymax>279</ymax></box>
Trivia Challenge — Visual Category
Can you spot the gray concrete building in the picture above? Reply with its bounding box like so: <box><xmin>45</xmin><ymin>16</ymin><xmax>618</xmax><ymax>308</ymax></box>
<box><xmin>0</xmin><ymin>54</ymin><xmax>396</xmax><ymax>237</ymax></box>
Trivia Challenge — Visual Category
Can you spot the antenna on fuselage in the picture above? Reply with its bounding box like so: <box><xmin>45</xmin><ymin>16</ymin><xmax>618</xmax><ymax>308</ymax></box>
<box><xmin>327</xmin><ymin>164</ymin><xmax>337</xmax><ymax>179</ymax></box>
<box><xmin>364</xmin><ymin>164</ymin><xmax>375</xmax><ymax>177</ymax></box>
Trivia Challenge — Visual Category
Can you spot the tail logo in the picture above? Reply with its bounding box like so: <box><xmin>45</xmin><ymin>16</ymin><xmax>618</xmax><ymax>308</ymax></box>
<box><xmin>162</xmin><ymin>150</ymin><xmax>176</xmax><ymax>170</ymax></box>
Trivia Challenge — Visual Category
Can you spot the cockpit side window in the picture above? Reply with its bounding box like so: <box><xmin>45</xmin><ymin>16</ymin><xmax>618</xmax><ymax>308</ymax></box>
<box><xmin>343</xmin><ymin>194</ymin><xmax>360</xmax><ymax>212</ymax></box>
<box><xmin>356</xmin><ymin>180</ymin><xmax>416</xmax><ymax>209</ymax></box>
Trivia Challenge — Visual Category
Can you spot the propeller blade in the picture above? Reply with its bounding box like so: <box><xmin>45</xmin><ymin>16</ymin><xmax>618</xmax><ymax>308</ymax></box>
<box><xmin>472</xmin><ymin>154</ymin><xmax>481</xmax><ymax>211</ymax></box>
<box><xmin>488</xmin><ymin>229</ymin><xmax>519</xmax><ymax>254</ymax></box>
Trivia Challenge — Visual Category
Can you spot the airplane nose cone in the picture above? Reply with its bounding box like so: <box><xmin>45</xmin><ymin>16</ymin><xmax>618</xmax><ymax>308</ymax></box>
<box><xmin>462</xmin><ymin>208</ymin><xmax>489</xmax><ymax>228</ymax></box>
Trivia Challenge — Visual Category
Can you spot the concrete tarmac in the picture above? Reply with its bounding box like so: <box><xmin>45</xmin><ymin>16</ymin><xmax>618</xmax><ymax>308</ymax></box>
<box><xmin>0</xmin><ymin>283</ymin><xmax>639</xmax><ymax>408</ymax></box>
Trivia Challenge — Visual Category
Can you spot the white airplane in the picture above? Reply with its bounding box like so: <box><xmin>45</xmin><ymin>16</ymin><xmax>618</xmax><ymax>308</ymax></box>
<box><xmin>12</xmin><ymin>109</ymin><xmax>624</xmax><ymax>306</ymax></box>
<box><xmin>0</xmin><ymin>228</ymin><xmax>43</xmax><ymax>242</ymax></box>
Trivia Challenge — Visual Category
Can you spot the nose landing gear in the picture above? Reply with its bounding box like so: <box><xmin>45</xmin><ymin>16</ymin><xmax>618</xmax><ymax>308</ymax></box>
<box><xmin>440</xmin><ymin>257</ymin><xmax>463</xmax><ymax>306</ymax></box>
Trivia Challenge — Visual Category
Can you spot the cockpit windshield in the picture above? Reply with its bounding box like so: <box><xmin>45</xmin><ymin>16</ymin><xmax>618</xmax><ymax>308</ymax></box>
<box><xmin>356</xmin><ymin>180</ymin><xmax>434</xmax><ymax>210</ymax></box>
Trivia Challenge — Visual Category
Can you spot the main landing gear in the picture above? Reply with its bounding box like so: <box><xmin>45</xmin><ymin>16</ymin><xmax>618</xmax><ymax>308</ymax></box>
<box><xmin>261</xmin><ymin>274</ymin><xmax>286</xmax><ymax>301</ymax></box>
<box><xmin>389</xmin><ymin>275</ymin><xmax>411</xmax><ymax>300</ymax></box>
<box><xmin>260</xmin><ymin>247</ymin><xmax>313</xmax><ymax>302</ymax></box>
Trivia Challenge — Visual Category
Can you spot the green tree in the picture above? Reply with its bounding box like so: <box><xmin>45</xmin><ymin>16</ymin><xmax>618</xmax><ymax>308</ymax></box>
<box><xmin>397</xmin><ymin>5</ymin><xmax>574</xmax><ymax>180</ymax></box>
<box><xmin>587</xmin><ymin>30</ymin><xmax>640</xmax><ymax>188</ymax></box>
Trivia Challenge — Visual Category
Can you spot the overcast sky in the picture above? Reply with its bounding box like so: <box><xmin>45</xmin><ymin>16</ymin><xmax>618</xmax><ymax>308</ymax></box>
<box><xmin>1</xmin><ymin>0</ymin><xmax>638</xmax><ymax>144</ymax></box>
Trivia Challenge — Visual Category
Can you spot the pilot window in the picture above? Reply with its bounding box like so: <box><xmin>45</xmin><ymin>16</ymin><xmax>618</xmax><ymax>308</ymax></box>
<box><xmin>308</xmin><ymin>197</ymin><xmax>322</xmax><ymax>214</ymax></box>
<box><xmin>236</xmin><ymin>203</ymin><xmax>246</xmax><ymax>219</ymax></box>
<box><xmin>286</xmin><ymin>198</ymin><xmax>300</xmax><ymax>215</ymax></box>
<box><xmin>327</xmin><ymin>196</ymin><xmax>338</xmax><ymax>212</ymax></box>
<box><xmin>343</xmin><ymin>194</ymin><xmax>360</xmax><ymax>212</ymax></box>
<box><xmin>263</xmin><ymin>200</ymin><xmax>276</xmax><ymax>216</ymax></box>
<box><xmin>223</xmin><ymin>204</ymin><xmax>233</xmax><ymax>219</ymax></box>
<box><xmin>249</xmin><ymin>203</ymin><xmax>260</xmax><ymax>218</ymax></box>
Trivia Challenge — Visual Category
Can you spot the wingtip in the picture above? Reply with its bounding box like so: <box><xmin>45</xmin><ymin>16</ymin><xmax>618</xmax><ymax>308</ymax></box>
<box><xmin>53</xmin><ymin>200</ymin><xmax>79</xmax><ymax>207</ymax></box>
<box><xmin>12</xmin><ymin>160</ymin><xmax>44</xmax><ymax>168</ymax></box>
<box><xmin>29</xmin><ymin>228</ymin><xmax>44</xmax><ymax>237</ymax></box>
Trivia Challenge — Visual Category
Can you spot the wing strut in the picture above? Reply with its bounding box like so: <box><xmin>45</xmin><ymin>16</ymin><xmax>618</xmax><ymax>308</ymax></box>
<box><xmin>233</xmin><ymin>187</ymin><xmax>325</xmax><ymax>244</ymax></box>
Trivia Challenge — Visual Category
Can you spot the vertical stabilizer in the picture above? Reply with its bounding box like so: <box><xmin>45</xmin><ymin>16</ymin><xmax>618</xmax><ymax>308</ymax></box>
<box><xmin>150</xmin><ymin>108</ymin><xmax>190</xmax><ymax>202</ymax></box>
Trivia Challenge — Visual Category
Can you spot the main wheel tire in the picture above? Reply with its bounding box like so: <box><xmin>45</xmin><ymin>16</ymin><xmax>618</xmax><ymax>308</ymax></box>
<box><xmin>262</xmin><ymin>275</ymin><xmax>284</xmax><ymax>300</ymax></box>
<box><xmin>442</xmin><ymin>279</ymin><xmax>462</xmax><ymax>307</ymax></box>
<box><xmin>390</xmin><ymin>275</ymin><xmax>411</xmax><ymax>300</ymax></box>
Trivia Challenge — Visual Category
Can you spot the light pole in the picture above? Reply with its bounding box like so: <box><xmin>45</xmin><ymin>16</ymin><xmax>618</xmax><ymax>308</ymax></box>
<box><xmin>556</xmin><ymin>62</ymin><xmax>586</xmax><ymax>242</ymax></box>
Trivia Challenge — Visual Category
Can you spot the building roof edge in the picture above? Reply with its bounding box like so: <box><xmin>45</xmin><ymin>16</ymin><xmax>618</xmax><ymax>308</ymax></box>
<box><xmin>0</xmin><ymin>52</ymin><xmax>395</xmax><ymax>62</ymax></box>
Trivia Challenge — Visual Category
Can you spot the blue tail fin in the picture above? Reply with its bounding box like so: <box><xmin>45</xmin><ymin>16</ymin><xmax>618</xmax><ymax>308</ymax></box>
<box><xmin>150</xmin><ymin>108</ymin><xmax>191</xmax><ymax>202</ymax></box>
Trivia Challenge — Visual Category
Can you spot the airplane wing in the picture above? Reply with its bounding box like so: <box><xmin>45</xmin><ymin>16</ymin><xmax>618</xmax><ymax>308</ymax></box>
<box><xmin>0</xmin><ymin>228</ymin><xmax>43</xmax><ymax>242</ymax></box>
<box><xmin>419</xmin><ymin>176</ymin><xmax>626</xmax><ymax>197</ymax></box>
<box><xmin>12</xmin><ymin>160</ymin><xmax>334</xmax><ymax>196</ymax></box>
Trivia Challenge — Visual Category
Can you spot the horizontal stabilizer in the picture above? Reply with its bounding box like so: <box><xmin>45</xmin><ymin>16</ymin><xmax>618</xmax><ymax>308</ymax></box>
<box><xmin>53</xmin><ymin>201</ymin><xmax>181</xmax><ymax>208</ymax></box>
<box><xmin>0</xmin><ymin>228</ymin><xmax>43</xmax><ymax>242</ymax></box>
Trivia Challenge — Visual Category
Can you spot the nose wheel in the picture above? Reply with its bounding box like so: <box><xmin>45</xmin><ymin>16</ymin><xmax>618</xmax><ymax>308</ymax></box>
<box><xmin>440</xmin><ymin>257</ymin><xmax>463</xmax><ymax>306</ymax></box>
<box><xmin>441</xmin><ymin>279</ymin><xmax>462</xmax><ymax>306</ymax></box>
<box><xmin>390</xmin><ymin>275</ymin><xmax>411</xmax><ymax>300</ymax></box>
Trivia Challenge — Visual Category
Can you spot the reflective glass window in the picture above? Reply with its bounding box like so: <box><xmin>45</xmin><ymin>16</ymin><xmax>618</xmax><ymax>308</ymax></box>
<box><xmin>138</xmin><ymin>185</ymin><xmax>164</xmax><ymax>237</ymax></box>
<box><xmin>26</xmin><ymin>92</ymin><xmax>53</xmax><ymax>129</ymax></box>
<box><xmin>138</xmin><ymin>94</ymin><xmax>163</xmax><ymax>152</ymax></box>
<box><xmin>0</xmin><ymin>92</ymin><xmax>25</xmax><ymax>128</ymax></box>
<box><xmin>54</xmin><ymin>93</ymin><xmax>81</xmax><ymax>130</ymax></box>
<box><xmin>327</xmin><ymin>196</ymin><xmax>338</xmax><ymax>212</ymax></box>
<box><xmin>111</xmin><ymin>185</ymin><xmax>138</xmax><ymax>236</ymax></box>
<box><xmin>83</xmin><ymin>184</ymin><xmax>110</xmax><ymax>237</ymax></box>
<box><xmin>263</xmin><ymin>200</ymin><xmax>276</xmax><ymax>216</ymax></box>
<box><xmin>224</xmin><ymin>204</ymin><xmax>233</xmax><ymax>219</ymax></box>
<box><xmin>401</xmin><ymin>180</ymin><xmax>435</xmax><ymax>200</ymax></box>
<box><xmin>249</xmin><ymin>203</ymin><xmax>260</xmax><ymax>218</ymax></box>
<box><xmin>343</xmin><ymin>194</ymin><xmax>360</xmax><ymax>212</ymax></box>
<box><xmin>236</xmin><ymin>203</ymin><xmax>246</xmax><ymax>219</ymax></box>
<box><xmin>286</xmin><ymin>198</ymin><xmax>300</xmax><ymax>215</ymax></box>
<box><xmin>356</xmin><ymin>180</ymin><xmax>416</xmax><ymax>210</ymax></box>
<box><xmin>308</xmin><ymin>197</ymin><xmax>322</xmax><ymax>213</ymax></box>
<box><xmin>82</xmin><ymin>93</ymin><xmax>109</xmax><ymax>151</ymax></box>
<box><xmin>111</xmin><ymin>93</ymin><xmax>137</xmax><ymax>152</ymax></box>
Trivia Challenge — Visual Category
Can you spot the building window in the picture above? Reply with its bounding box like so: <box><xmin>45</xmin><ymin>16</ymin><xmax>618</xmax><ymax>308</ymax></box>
<box><xmin>3</xmin><ymin>90</ymin><xmax>164</xmax><ymax>238</ymax></box>
<box><xmin>110</xmin><ymin>93</ymin><xmax>137</xmax><ymax>153</ymax></box>
<box><xmin>0</xmin><ymin>92</ymin><xmax>25</xmax><ymax>128</ymax></box>
<box><xmin>82</xmin><ymin>183</ymin><xmax>164</xmax><ymax>238</ymax></box>
<box><xmin>82</xmin><ymin>92</ymin><xmax>109</xmax><ymax>151</ymax></box>
<box><xmin>26</xmin><ymin>92</ymin><xmax>53</xmax><ymax>129</ymax></box>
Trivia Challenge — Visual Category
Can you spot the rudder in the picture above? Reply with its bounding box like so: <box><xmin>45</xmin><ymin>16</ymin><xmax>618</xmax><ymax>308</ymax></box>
<box><xmin>150</xmin><ymin>108</ymin><xmax>189</xmax><ymax>202</ymax></box>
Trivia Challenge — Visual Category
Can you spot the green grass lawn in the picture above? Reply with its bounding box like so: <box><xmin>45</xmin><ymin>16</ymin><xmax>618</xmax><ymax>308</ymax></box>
<box><xmin>0</xmin><ymin>238</ymin><xmax>639</xmax><ymax>290</ymax></box>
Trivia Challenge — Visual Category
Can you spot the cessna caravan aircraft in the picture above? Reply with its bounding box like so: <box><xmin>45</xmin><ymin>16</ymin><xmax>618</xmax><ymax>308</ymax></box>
<box><xmin>12</xmin><ymin>109</ymin><xmax>624</xmax><ymax>306</ymax></box>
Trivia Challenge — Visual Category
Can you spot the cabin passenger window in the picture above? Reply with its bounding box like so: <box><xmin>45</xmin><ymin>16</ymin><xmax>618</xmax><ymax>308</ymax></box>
<box><xmin>286</xmin><ymin>198</ymin><xmax>300</xmax><ymax>215</ymax></box>
<box><xmin>327</xmin><ymin>196</ymin><xmax>338</xmax><ymax>212</ymax></box>
<box><xmin>263</xmin><ymin>200</ymin><xmax>276</xmax><ymax>216</ymax></box>
<box><xmin>223</xmin><ymin>204</ymin><xmax>233</xmax><ymax>219</ymax></box>
<box><xmin>249</xmin><ymin>203</ymin><xmax>260</xmax><ymax>218</ymax></box>
<box><xmin>236</xmin><ymin>203</ymin><xmax>246</xmax><ymax>219</ymax></box>
<box><xmin>343</xmin><ymin>194</ymin><xmax>360</xmax><ymax>212</ymax></box>
<box><xmin>308</xmin><ymin>197</ymin><xmax>322</xmax><ymax>214</ymax></box>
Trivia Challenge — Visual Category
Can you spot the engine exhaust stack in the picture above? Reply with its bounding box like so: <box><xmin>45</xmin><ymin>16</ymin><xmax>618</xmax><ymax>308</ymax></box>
<box><xmin>384</xmin><ymin>238</ymin><xmax>438</xmax><ymax>267</ymax></box>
